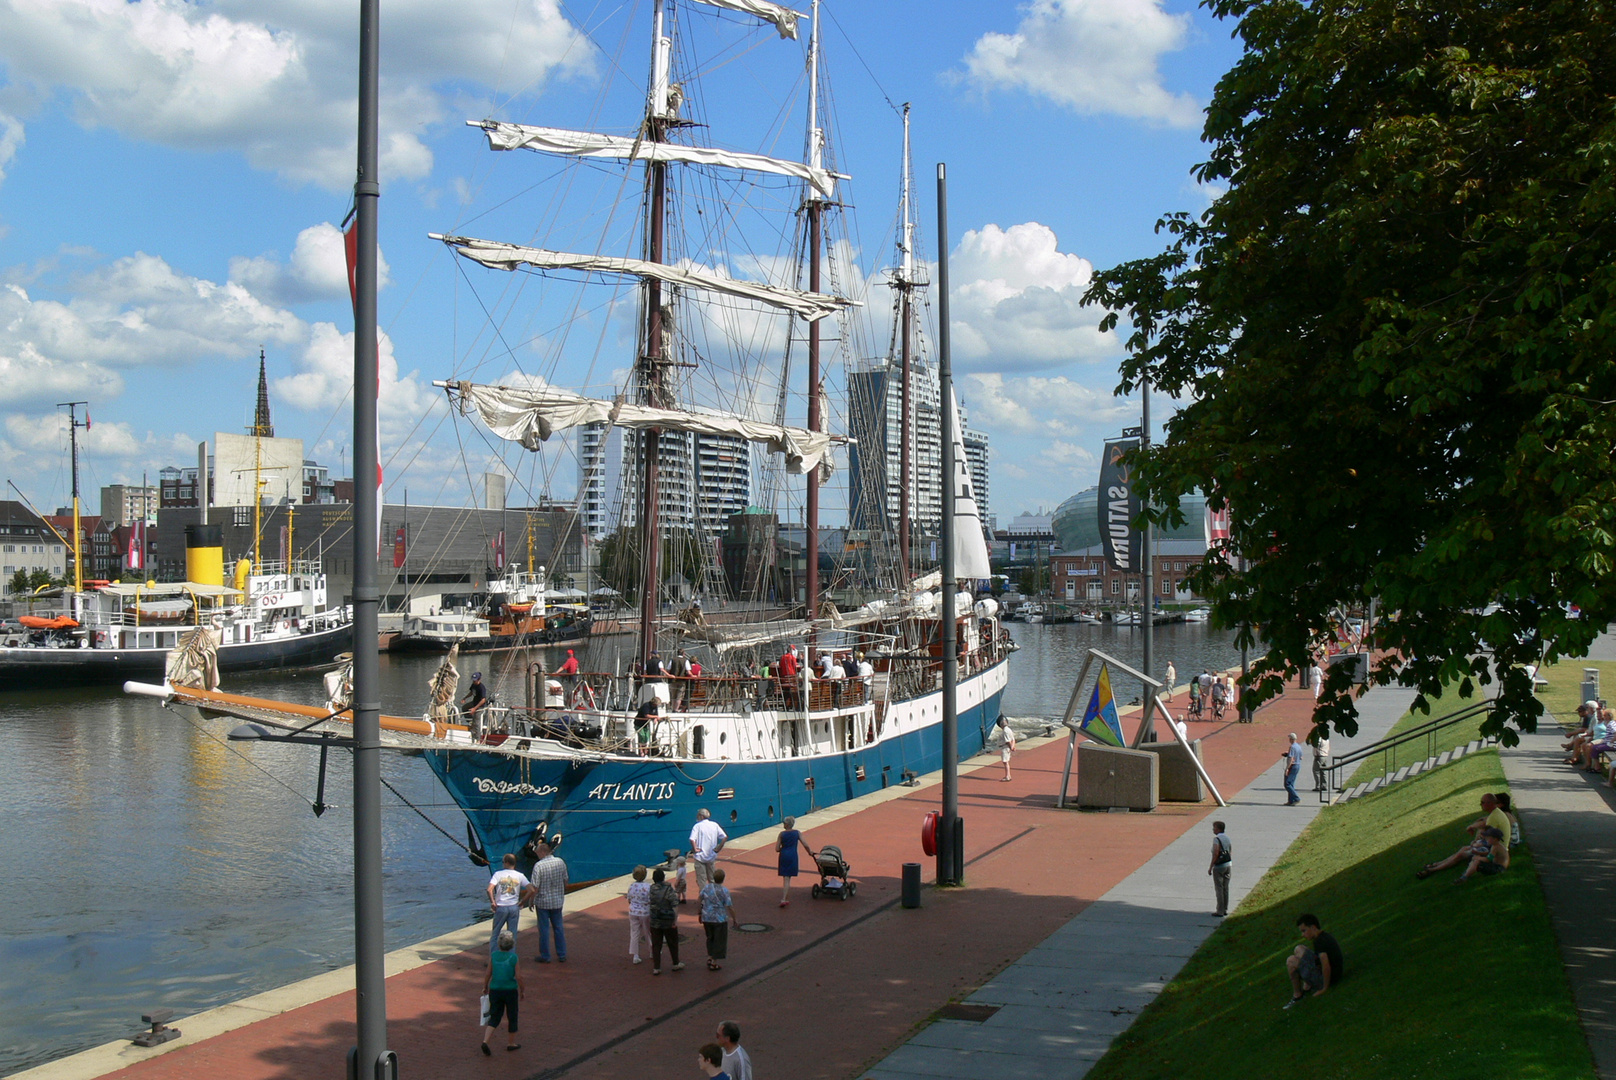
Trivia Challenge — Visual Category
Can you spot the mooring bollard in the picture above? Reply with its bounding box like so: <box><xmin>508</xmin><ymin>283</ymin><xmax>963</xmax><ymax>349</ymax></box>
<box><xmin>901</xmin><ymin>862</ymin><xmax>922</xmax><ymax>908</ymax></box>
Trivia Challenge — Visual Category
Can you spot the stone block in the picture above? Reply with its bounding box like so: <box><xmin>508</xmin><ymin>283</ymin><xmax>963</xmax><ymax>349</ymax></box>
<box><xmin>1138</xmin><ymin>739</ymin><xmax>1205</xmax><ymax>802</ymax></box>
<box><xmin>1077</xmin><ymin>742</ymin><xmax>1159</xmax><ymax>811</ymax></box>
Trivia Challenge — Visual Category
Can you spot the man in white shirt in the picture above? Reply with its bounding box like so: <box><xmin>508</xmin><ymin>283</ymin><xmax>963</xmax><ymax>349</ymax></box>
<box><xmin>716</xmin><ymin>1020</ymin><xmax>753</xmax><ymax>1080</ymax></box>
<box><xmin>1310</xmin><ymin>661</ymin><xmax>1324</xmax><ymax>700</ymax></box>
<box><xmin>486</xmin><ymin>853</ymin><xmax>534</xmax><ymax>955</ymax></box>
<box><xmin>1164</xmin><ymin>661</ymin><xmax>1177</xmax><ymax>701</ymax></box>
<box><xmin>690</xmin><ymin>807</ymin><xmax>727</xmax><ymax>891</ymax></box>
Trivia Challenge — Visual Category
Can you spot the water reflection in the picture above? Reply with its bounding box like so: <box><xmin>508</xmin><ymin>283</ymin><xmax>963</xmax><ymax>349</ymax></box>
<box><xmin>1002</xmin><ymin>620</ymin><xmax>1248</xmax><ymax>726</ymax></box>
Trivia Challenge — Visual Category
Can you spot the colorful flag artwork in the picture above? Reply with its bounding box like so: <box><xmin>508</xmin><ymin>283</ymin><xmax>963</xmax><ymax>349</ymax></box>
<box><xmin>1080</xmin><ymin>664</ymin><xmax>1126</xmax><ymax>747</ymax></box>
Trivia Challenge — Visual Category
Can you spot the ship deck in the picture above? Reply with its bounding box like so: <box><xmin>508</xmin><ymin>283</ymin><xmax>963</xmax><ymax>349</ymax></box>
<box><xmin>24</xmin><ymin>674</ymin><xmax>1324</xmax><ymax>1080</ymax></box>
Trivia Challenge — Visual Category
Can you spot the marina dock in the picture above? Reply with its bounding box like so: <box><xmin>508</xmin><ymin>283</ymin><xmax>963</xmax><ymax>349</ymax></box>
<box><xmin>23</xmin><ymin>677</ymin><xmax>1349</xmax><ymax>1080</ymax></box>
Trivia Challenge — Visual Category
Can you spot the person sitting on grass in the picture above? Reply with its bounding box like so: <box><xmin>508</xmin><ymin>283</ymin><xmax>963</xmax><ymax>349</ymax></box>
<box><xmin>1417</xmin><ymin>793</ymin><xmax>1512</xmax><ymax>878</ymax></box>
<box><xmin>1494</xmin><ymin>792</ymin><xmax>1521</xmax><ymax>845</ymax></box>
<box><xmin>1455</xmin><ymin>827</ymin><xmax>1509</xmax><ymax>883</ymax></box>
<box><xmin>1283</xmin><ymin>913</ymin><xmax>1343</xmax><ymax>1007</ymax></box>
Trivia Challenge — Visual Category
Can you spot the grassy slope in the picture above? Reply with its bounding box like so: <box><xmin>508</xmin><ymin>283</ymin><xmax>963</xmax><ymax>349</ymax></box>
<box><xmin>1344</xmin><ymin>683</ymin><xmax>1490</xmax><ymax>786</ymax></box>
<box><xmin>1087</xmin><ymin>751</ymin><xmax>1593</xmax><ymax>1080</ymax></box>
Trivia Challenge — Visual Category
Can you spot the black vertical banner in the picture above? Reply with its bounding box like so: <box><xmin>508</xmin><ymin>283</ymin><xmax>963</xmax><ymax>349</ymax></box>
<box><xmin>1099</xmin><ymin>439</ymin><xmax>1141</xmax><ymax>573</ymax></box>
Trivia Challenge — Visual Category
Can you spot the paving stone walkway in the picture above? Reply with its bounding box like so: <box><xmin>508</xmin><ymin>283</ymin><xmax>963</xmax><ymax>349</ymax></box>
<box><xmin>1501</xmin><ymin>653</ymin><xmax>1616</xmax><ymax>1080</ymax></box>
<box><xmin>860</xmin><ymin>685</ymin><xmax>1416</xmax><ymax>1080</ymax></box>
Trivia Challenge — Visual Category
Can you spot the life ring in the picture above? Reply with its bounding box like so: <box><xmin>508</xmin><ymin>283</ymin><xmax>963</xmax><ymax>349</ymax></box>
<box><xmin>921</xmin><ymin>810</ymin><xmax>940</xmax><ymax>857</ymax></box>
<box><xmin>262</xmin><ymin>594</ymin><xmax>281</xmax><ymax>608</ymax></box>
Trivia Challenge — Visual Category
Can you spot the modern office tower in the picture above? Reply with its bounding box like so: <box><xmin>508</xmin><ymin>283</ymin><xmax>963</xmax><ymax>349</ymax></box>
<box><xmin>846</xmin><ymin>358</ymin><xmax>943</xmax><ymax>536</ymax></box>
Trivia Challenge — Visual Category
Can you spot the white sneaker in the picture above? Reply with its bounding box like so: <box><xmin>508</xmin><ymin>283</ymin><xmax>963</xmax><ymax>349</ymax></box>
<box><xmin>632</xmin><ymin>956</ymin><xmax>643</xmax><ymax>964</ymax></box>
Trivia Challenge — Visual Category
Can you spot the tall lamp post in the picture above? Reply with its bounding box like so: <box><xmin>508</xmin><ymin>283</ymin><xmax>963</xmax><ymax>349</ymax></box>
<box><xmin>936</xmin><ymin>163</ymin><xmax>962</xmax><ymax>886</ymax></box>
<box><xmin>350</xmin><ymin>0</ymin><xmax>392</xmax><ymax>1076</ymax></box>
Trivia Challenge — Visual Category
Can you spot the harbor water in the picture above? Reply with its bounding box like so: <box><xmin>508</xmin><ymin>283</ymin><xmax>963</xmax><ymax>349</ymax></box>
<box><xmin>0</xmin><ymin>621</ymin><xmax>1244</xmax><ymax>1073</ymax></box>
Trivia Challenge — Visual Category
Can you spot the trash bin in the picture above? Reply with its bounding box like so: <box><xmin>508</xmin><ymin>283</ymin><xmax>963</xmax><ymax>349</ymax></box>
<box><xmin>901</xmin><ymin>862</ymin><xmax>921</xmax><ymax>909</ymax></box>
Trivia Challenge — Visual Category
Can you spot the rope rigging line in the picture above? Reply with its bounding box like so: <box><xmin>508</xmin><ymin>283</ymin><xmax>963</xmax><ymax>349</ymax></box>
<box><xmin>379</xmin><ymin>772</ymin><xmax>474</xmax><ymax>855</ymax></box>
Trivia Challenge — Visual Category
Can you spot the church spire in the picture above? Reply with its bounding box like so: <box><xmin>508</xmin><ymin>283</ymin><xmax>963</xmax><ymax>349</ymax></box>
<box><xmin>251</xmin><ymin>348</ymin><xmax>275</xmax><ymax>438</ymax></box>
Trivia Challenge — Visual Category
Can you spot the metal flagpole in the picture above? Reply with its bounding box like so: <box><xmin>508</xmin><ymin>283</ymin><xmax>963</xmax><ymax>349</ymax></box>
<box><xmin>1140</xmin><ymin>378</ymin><xmax>1154</xmax><ymax>743</ymax></box>
<box><xmin>936</xmin><ymin>162</ymin><xmax>961</xmax><ymax>886</ymax></box>
<box><xmin>350</xmin><ymin>0</ymin><xmax>392</xmax><ymax>1075</ymax></box>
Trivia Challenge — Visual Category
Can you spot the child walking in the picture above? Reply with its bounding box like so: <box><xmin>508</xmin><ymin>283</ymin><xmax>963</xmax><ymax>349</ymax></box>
<box><xmin>700</xmin><ymin>867</ymin><xmax>735</xmax><ymax>971</ymax></box>
<box><xmin>626</xmin><ymin>865</ymin><xmax>652</xmax><ymax>964</ymax></box>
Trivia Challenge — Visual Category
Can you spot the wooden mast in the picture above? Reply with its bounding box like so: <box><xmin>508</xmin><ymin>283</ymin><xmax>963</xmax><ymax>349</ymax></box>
<box><xmin>803</xmin><ymin>0</ymin><xmax>823</xmax><ymax>630</ymax></box>
<box><xmin>638</xmin><ymin>0</ymin><xmax>673</xmax><ymax>669</ymax></box>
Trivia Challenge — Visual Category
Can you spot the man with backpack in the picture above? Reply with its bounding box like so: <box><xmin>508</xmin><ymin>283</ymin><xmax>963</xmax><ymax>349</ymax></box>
<box><xmin>1208</xmin><ymin>821</ymin><xmax>1232</xmax><ymax>917</ymax></box>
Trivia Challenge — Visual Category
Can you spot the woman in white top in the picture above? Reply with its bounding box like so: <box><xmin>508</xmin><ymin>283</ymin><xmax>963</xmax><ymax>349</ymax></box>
<box><xmin>998</xmin><ymin>717</ymin><xmax>1017</xmax><ymax>781</ymax></box>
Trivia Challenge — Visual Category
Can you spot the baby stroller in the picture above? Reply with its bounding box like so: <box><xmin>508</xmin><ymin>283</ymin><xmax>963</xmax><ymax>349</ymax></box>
<box><xmin>810</xmin><ymin>845</ymin><xmax>857</xmax><ymax>900</ymax></box>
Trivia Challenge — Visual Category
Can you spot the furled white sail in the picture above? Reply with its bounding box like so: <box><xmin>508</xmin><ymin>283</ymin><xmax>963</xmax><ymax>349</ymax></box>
<box><xmin>473</xmin><ymin>121</ymin><xmax>843</xmax><ymax>199</ymax></box>
<box><xmin>432</xmin><ymin>234</ymin><xmax>854</xmax><ymax>323</ymax></box>
<box><xmin>690</xmin><ymin>0</ymin><xmax>804</xmax><ymax>38</ymax></box>
<box><xmin>947</xmin><ymin>387</ymin><xmax>993</xmax><ymax>579</ymax></box>
<box><xmin>441</xmin><ymin>381</ymin><xmax>845</xmax><ymax>475</ymax></box>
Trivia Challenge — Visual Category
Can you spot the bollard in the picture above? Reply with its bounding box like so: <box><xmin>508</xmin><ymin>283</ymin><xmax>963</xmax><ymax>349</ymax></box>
<box><xmin>901</xmin><ymin>862</ymin><xmax>922</xmax><ymax>908</ymax></box>
<box><xmin>1583</xmin><ymin>668</ymin><xmax>1601</xmax><ymax>709</ymax></box>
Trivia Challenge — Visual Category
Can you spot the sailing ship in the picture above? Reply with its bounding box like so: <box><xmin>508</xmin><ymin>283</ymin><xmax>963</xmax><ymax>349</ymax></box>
<box><xmin>126</xmin><ymin>0</ymin><xmax>1009</xmax><ymax>883</ymax></box>
<box><xmin>3</xmin><ymin>404</ymin><xmax>351</xmax><ymax>691</ymax></box>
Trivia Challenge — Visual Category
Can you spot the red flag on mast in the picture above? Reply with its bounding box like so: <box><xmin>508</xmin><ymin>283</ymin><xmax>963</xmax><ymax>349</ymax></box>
<box><xmin>393</xmin><ymin>526</ymin><xmax>406</xmax><ymax>569</ymax></box>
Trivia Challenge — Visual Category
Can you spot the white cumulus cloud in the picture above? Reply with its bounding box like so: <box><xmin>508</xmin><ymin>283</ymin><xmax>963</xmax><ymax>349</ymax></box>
<box><xmin>229</xmin><ymin>223</ymin><xmax>390</xmax><ymax>307</ymax></box>
<box><xmin>0</xmin><ymin>0</ymin><xmax>595</xmax><ymax>189</ymax></box>
<box><xmin>948</xmin><ymin>223</ymin><xmax>1117</xmax><ymax>370</ymax></box>
<box><xmin>963</xmin><ymin>0</ymin><xmax>1200</xmax><ymax>128</ymax></box>
<box><xmin>273</xmin><ymin>321</ymin><xmax>438</xmax><ymax>442</ymax></box>
<box><xmin>0</xmin><ymin>110</ymin><xmax>22</xmax><ymax>186</ymax></box>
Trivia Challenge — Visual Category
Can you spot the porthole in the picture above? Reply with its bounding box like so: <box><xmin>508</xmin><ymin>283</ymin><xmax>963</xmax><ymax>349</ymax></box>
<box><xmin>729</xmin><ymin>810</ymin><xmax>738</xmax><ymax>823</ymax></box>
<box><xmin>767</xmin><ymin>804</ymin><xmax>775</xmax><ymax>818</ymax></box>
<box><xmin>720</xmin><ymin>732</ymin><xmax>727</xmax><ymax>744</ymax></box>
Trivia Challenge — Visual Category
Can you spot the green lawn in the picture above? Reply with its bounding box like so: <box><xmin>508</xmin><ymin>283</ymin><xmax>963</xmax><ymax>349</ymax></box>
<box><xmin>1343</xmin><ymin>683</ymin><xmax>1491</xmax><ymax>787</ymax></box>
<box><xmin>1086</xmin><ymin>751</ymin><xmax>1593</xmax><ymax>1080</ymax></box>
<box><xmin>1538</xmin><ymin>659</ymin><xmax>1616</xmax><ymax>730</ymax></box>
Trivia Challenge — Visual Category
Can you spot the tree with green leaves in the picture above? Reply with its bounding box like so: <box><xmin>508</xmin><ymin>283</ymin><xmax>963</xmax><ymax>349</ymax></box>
<box><xmin>1084</xmin><ymin>0</ymin><xmax>1616</xmax><ymax>741</ymax></box>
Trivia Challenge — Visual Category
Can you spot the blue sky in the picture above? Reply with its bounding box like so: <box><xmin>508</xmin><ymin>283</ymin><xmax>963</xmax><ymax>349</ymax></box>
<box><xmin>0</xmin><ymin>0</ymin><xmax>1241</xmax><ymax>524</ymax></box>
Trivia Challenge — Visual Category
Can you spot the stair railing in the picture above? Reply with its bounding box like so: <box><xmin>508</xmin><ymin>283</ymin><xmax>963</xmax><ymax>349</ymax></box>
<box><xmin>1320</xmin><ymin>699</ymin><xmax>1496</xmax><ymax>804</ymax></box>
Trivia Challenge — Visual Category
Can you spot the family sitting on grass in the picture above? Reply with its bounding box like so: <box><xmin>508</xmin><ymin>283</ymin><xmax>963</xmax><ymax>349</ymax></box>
<box><xmin>1414</xmin><ymin>791</ymin><xmax>1517</xmax><ymax>882</ymax></box>
<box><xmin>1562</xmin><ymin>700</ymin><xmax>1615</xmax><ymax>784</ymax></box>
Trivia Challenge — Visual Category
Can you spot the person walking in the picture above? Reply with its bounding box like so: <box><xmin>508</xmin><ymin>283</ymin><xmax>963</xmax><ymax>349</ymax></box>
<box><xmin>1208</xmin><ymin>820</ymin><xmax>1232</xmax><ymax>917</ymax></box>
<box><xmin>997</xmin><ymin>716</ymin><xmax>1017</xmax><ymax>781</ymax></box>
<box><xmin>1309</xmin><ymin>659</ymin><xmax>1324</xmax><ymax>700</ymax></box>
<box><xmin>776</xmin><ymin>816</ymin><xmax>814</xmax><ymax>907</ymax></box>
<box><xmin>531</xmin><ymin>841</ymin><xmax>568</xmax><ymax>963</ymax></box>
<box><xmin>1188</xmin><ymin>674</ymin><xmax>1201</xmax><ymax>718</ymax></box>
<box><xmin>480</xmin><ymin>929</ymin><xmax>525</xmax><ymax>1055</ymax></box>
<box><xmin>647</xmin><ymin>867</ymin><xmax>684</xmax><ymax>974</ymax></box>
<box><xmin>486</xmin><ymin>853</ymin><xmax>534</xmax><ymax>955</ymax></box>
<box><xmin>1282</xmin><ymin>732</ymin><xmax>1304</xmax><ymax>805</ymax></box>
<box><xmin>1313</xmin><ymin>732</ymin><xmax>1332</xmax><ymax>793</ymax></box>
<box><xmin>716</xmin><ymin>1021</ymin><xmax>753</xmax><ymax>1080</ymax></box>
<box><xmin>626</xmin><ymin>865</ymin><xmax>652</xmax><ymax>964</ymax></box>
<box><xmin>1164</xmin><ymin>661</ymin><xmax>1177</xmax><ymax>702</ymax></box>
<box><xmin>690</xmin><ymin>807</ymin><xmax>727</xmax><ymax>891</ymax></box>
<box><xmin>699</xmin><ymin>867</ymin><xmax>735</xmax><ymax>971</ymax></box>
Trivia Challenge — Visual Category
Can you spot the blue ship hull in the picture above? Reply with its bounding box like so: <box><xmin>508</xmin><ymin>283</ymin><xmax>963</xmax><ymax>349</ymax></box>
<box><xmin>424</xmin><ymin>661</ymin><xmax>1007</xmax><ymax>883</ymax></box>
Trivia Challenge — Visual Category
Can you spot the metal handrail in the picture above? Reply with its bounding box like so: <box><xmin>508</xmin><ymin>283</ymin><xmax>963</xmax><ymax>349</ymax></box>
<box><xmin>1320</xmin><ymin>698</ymin><xmax>1495</xmax><ymax>803</ymax></box>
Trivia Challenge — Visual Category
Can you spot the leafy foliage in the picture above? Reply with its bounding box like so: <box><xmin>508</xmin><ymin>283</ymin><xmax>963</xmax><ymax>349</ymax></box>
<box><xmin>1085</xmin><ymin>0</ymin><xmax>1616</xmax><ymax>741</ymax></box>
